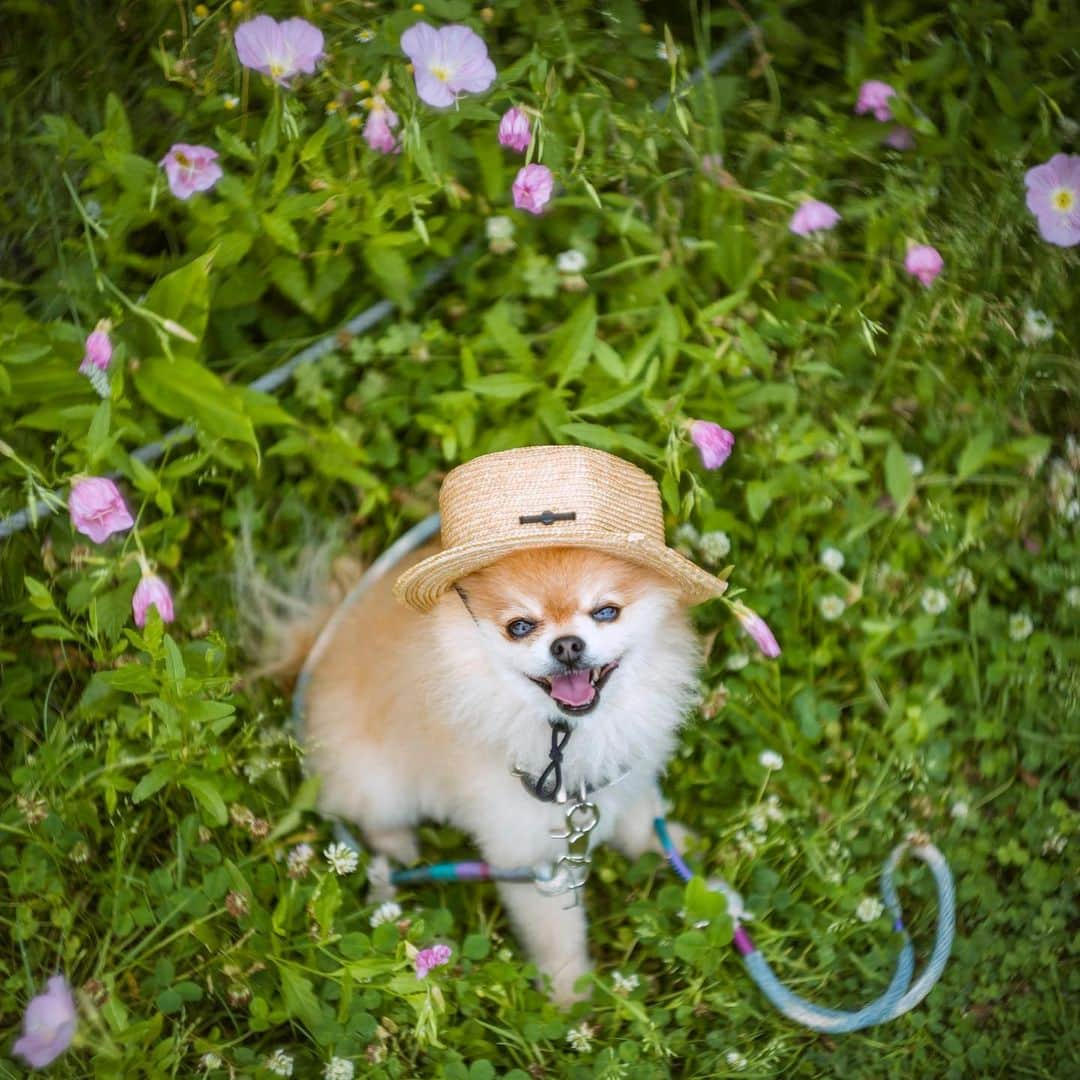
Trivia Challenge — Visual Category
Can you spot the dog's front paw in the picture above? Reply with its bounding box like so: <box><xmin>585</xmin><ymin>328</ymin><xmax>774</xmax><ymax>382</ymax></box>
<box><xmin>548</xmin><ymin>962</ymin><xmax>593</xmax><ymax>1009</ymax></box>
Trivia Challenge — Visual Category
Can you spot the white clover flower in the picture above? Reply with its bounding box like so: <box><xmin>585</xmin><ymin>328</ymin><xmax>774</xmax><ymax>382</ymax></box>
<box><xmin>556</xmin><ymin>249</ymin><xmax>587</xmax><ymax>274</ymax></box>
<box><xmin>948</xmin><ymin>567</ymin><xmax>977</xmax><ymax>598</ymax></box>
<box><xmin>856</xmin><ymin>896</ymin><xmax>884</xmax><ymax>923</ymax></box>
<box><xmin>921</xmin><ymin>588</ymin><xmax>948</xmax><ymax>615</ymax></box>
<box><xmin>699</xmin><ymin>530</ymin><xmax>731</xmax><ymax>562</ymax></box>
<box><xmin>759</xmin><ymin>750</ymin><xmax>784</xmax><ymax>771</ymax></box>
<box><xmin>735</xmin><ymin>829</ymin><xmax>758</xmax><ymax>858</ymax></box>
<box><xmin>950</xmin><ymin>801</ymin><xmax>970</xmax><ymax>820</ymax></box>
<box><xmin>355</xmin><ymin>28</ymin><xmax>375</xmax><ymax>43</ymax></box>
<box><xmin>369</xmin><ymin>900</ymin><xmax>403</xmax><ymax>928</ymax></box>
<box><xmin>323</xmin><ymin>1058</ymin><xmax>354</xmax><ymax>1080</ymax></box>
<box><xmin>566</xmin><ymin>1023</ymin><xmax>594</xmax><ymax>1052</ymax></box>
<box><xmin>1066</xmin><ymin>586</ymin><xmax>1080</xmax><ymax>609</ymax></box>
<box><xmin>749</xmin><ymin>808</ymin><xmax>769</xmax><ymax>834</ymax></box>
<box><xmin>485</xmin><ymin>215</ymin><xmax>515</xmax><ymax>241</ymax></box>
<box><xmin>726</xmin><ymin>652</ymin><xmax>750</xmax><ymax>672</ymax></box>
<box><xmin>1008</xmin><ymin>612</ymin><xmax>1034</xmax><ymax>641</ymax></box>
<box><xmin>1066</xmin><ymin>498</ymin><xmax>1080</xmax><ymax>522</ymax></box>
<box><xmin>200</xmin><ymin>1052</ymin><xmax>223</xmax><ymax>1071</ymax></box>
<box><xmin>1021</xmin><ymin>308</ymin><xmax>1054</xmax><ymax>345</ymax></box>
<box><xmin>612</xmin><ymin>970</ymin><xmax>640</xmax><ymax>994</ymax></box>
<box><xmin>287</xmin><ymin>843</ymin><xmax>314</xmax><ymax>877</ymax></box>
<box><xmin>764</xmin><ymin>794</ymin><xmax>785</xmax><ymax>823</ymax></box>
<box><xmin>673</xmin><ymin>522</ymin><xmax>700</xmax><ymax>548</ymax></box>
<box><xmin>266</xmin><ymin>1049</ymin><xmax>295</xmax><ymax>1077</ymax></box>
<box><xmin>323</xmin><ymin>842</ymin><xmax>359</xmax><ymax>876</ymax></box>
<box><xmin>1042</xmin><ymin>832</ymin><xmax>1067</xmax><ymax>856</ymax></box>
<box><xmin>819</xmin><ymin>595</ymin><xmax>846</xmax><ymax>621</ymax></box>
<box><xmin>820</xmin><ymin>547</ymin><xmax>845</xmax><ymax>572</ymax></box>
<box><xmin>1066</xmin><ymin>434</ymin><xmax>1080</xmax><ymax>472</ymax></box>
<box><xmin>725</xmin><ymin>1050</ymin><xmax>748</xmax><ymax>1070</ymax></box>
<box><xmin>905</xmin><ymin>453</ymin><xmax>925</xmax><ymax>478</ymax></box>
<box><xmin>84</xmin><ymin>198</ymin><xmax>103</xmax><ymax>220</ymax></box>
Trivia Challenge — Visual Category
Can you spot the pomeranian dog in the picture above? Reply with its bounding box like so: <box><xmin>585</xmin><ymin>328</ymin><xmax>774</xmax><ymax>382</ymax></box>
<box><xmin>252</xmin><ymin>446</ymin><xmax>726</xmax><ymax>1003</ymax></box>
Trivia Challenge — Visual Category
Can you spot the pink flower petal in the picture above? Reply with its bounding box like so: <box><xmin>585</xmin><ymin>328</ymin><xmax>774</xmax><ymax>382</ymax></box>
<box><xmin>904</xmin><ymin>244</ymin><xmax>944</xmax><ymax>286</ymax></box>
<box><xmin>69</xmin><ymin>477</ymin><xmax>134</xmax><ymax>544</ymax></box>
<box><xmin>790</xmin><ymin>199</ymin><xmax>840</xmax><ymax>236</ymax></box>
<box><xmin>511</xmin><ymin>163</ymin><xmax>554</xmax><ymax>214</ymax></box>
<box><xmin>498</xmin><ymin>107</ymin><xmax>531</xmax><ymax>153</ymax></box>
<box><xmin>133</xmin><ymin>574</ymin><xmax>175</xmax><ymax>628</ymax></box>
<box><xmin>689</xmin><ymin>420</ymin><xmax>735</xmax><ymax>469</ymax></box>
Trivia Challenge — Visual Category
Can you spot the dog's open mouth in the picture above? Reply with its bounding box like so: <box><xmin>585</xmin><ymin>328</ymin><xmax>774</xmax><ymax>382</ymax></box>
<box><xmin>528</xmin><ymin>662</ymin><xmax>619</xmax><ymax>715</ymax></box>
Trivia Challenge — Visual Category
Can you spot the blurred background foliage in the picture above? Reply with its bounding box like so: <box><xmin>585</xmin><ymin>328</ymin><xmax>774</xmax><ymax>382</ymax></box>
<box><xmin>1</xmin><ymin>0</ymin><xmax>1078</xmax><ymax>1076</ymax></box>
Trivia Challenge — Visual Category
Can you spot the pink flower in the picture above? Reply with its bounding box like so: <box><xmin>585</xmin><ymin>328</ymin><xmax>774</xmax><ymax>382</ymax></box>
<box><xmin>855</xmin><ymin>80</ymin><xmax>896</xmax><ymax>122</ymax></box>
<box><xmin>13</xmin><ymin>975</ymin><xmax>77</xmax><ymax>1069</ymax></box>
<box><xmin>883</xmin><ymin>126</ymin><xmax>915</xmax><ymax>150</ymax></box>
<box><xmin>159</xmin><ymin>144</ymin><xmax>222</xmax><ymax>201</ymax></box>
<box><xmin>414</xmin><ymin>944</ymin><xmax>452</xmax><ymax>978</ymax></box>
<box><xmin>363</xmin><ymin>98</ymin><xmax>400</xmax><ymax>154</ymax></box>
<box><xmin>133</xmin><ymin>573</ymin><xmax>175</xmax><ymax>628</ymax></box>
<box><xmin>498</xmin><ymin>106</ymin><xmax>531</xmax><ymax>152</ymax></box>
<box><xmin>69</xmin><ymin>477</ymin><xmax>134</xmax><ymax>544</ymax></box>
<box><xmin>511</xmin><ymin>163</ymin><xmax>554</xmax><ymax>214</ymax></box>
<box><xmin>234</xmin><ymin>15</ymin><xmax>324</xmax><ymax>86</ymax></box>
<box><xmin>689</xmin><ymin>420</ymin><xmax>735</xmax><ymax>470</ymax></box>
<box><xmin>790</xmin><ymin>199</ymin><xmax>840</xmax><ymax>236</ymax></box>
<box><xmin>905</xmin><ymin>244</ymin><xmax>944</xmax><ymax>286</ymax></box>
<box><xmin>80</xmin><ymin>324</ymin><xmax>112</xmax><ymax>375</ymax></box>
<box><xmin>732</xmin><ymin>601</ymin><xmax>781</xmax><ymax>659</ymax></box>
<box><xmin>400</xmin><ymin>22</ymin><xmax>496</xmax><ymax>109</ymax></box>
<box><xmin>1024</xmin><ymin>153</ymin><xmax>1080</xmax><ymax>247</ymax></box>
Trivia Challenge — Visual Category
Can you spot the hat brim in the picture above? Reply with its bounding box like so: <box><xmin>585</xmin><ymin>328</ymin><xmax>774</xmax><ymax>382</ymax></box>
<box><xmin>393</xmin><ymin>532</ymin><xmax>727</xmax><ymax>613</ymax></box>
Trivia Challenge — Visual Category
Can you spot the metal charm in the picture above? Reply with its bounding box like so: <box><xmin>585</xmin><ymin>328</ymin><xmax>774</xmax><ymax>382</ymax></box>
<box><xmin>534</xmin><ymin>794</ymin><xmax>600</xmax><ymax>906</ymax></box>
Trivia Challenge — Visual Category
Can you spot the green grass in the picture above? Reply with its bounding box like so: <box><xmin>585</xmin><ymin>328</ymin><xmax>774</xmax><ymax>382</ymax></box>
<box><xmin>2</xmin><ymin>0</ymin><xmax>1078</xmax><ymax>1076</ymax></box>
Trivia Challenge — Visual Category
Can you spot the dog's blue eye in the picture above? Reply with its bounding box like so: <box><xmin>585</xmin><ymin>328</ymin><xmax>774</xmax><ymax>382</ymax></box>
<box><xmin>591</xmin><ymin>605</ymin><xmax>620</xmax><ymax>623</ymax></box>
<box><xmin>507</xmin><ymin>619</ymin><xmax>536</xmax><ymax>639</ymax></box>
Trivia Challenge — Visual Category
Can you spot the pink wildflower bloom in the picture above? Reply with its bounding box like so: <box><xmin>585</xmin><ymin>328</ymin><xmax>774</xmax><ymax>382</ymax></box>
<box><xmin>855</xmin><ymin>80</ymin><xmax>896</xmax><ymax>122</ymax></box>
<box><xmin>159</xmin><ymin>144</ymin><xmax>222</xmax><ymax>201</ymax></box>
<box><xmin>133</xmin><ymin>573</ymin><xmax>175</xmax><ymax>628</ymax></box>
<box><xmin>732</xmin><ymin>601</ymin><xmax>782</xmax><ymax>659</ymax></box>
<box><xmin>401</xmin><ymin>22</ymin><xmax>496</xmax><ymax>108</ymax></box>
<box><xmin>414</xmin><ymin>944</ymin><xmax>452</xmax><ymax>978</ymax></box>
<box><xmin>498</xmin><ymin>106</ymin><xmax>531</xmax><ymax>152</ymax></box>
<box><xmin>905</xmin><ymin>244</ymin><xmax>944</xmax><ymax>286</ymax></box>
<box><xmin>363</xmin><ymin>98</ymin><xmax>400</xmax><ymax>154</ymax></box>
<box><xmin>234</xmin><ymin>15</ymin><xmax>324</xmax><ymax>86</ymax></box>
<box><xmin>511</xmin><ymin>163</ymin><xmax>554</xmax><ymax>214</ymax></box>
<box><xmin>80</xmin><ymin>325</ymin><xmax>112</xmax><ymax>375</ymax></box>
<box><xmin>883</xmin><ymin>126</ymin><xmax>915</xmax><ymax>150</ymax></box>
<box><xmin>701</xmin><ymin>153</ymin><xmax>724</xmax><ymax>180</ymax></box>
<box><xmin>69</xmin><ymin>477</ymin><xmax>134</xmax><ymax>544</ymax></box>
<box><xmin>13</xmin><ymin>975</ymin><xmax>77</xmax><ymax>1069</ymax></box>
<box><xmin>790</xmin><ymin>198</ymin><xmax>840</xmax><ymax>236</ymax></box>
<box><xmin>689</xmin><ymin>420</ymin><xmax>735</xmax><ymax>470</ymax></box>
<box><xmin>1024</xmin><ymin>153</ymin><xmax>1080</xmax><ymax>247</ymax></box>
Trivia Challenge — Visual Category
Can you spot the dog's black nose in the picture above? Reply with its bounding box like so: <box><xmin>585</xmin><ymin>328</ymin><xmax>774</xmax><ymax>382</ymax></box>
<box><xmin>550</xmin><ymin>635</ymin><xmax>586</xmax><ymax>665</ymax></box>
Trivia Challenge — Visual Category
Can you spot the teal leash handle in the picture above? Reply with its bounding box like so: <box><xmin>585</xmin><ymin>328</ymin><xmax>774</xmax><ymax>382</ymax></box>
<box><xmin>654</xmin><ymin>818</ymin><xmax>955</xmax><ymax>1033</ymax></box>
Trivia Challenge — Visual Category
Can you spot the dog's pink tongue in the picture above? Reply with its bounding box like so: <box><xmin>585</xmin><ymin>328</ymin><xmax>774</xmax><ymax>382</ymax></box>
<box><xmin>549</xmin><ymin>671</ymin><xmax>595</xmax><ymax>707</ymax></box>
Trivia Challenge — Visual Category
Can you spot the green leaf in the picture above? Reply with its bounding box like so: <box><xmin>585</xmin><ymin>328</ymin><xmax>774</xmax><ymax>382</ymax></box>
<box><xmin>139</xmin><ymin>251</ymin><xmax>214</xmax><ymax>362</ymax></box>
<box><xmin>181</xmin><ymin>774</ymin><xmax>228</xmax><ymax>826</ymax></box>
<box><xmin>957</xmin><ymin>430</ymin><xmax>994</xmax><ymax>479</ymax></box>
<box><xmin>279</xmin><ymin>966</ymin><xmax>326</xmax><ymax>1029</ymax></box>
<box><xmin>549</xmin><ymin>297</ymin><xmax>597</xmax><ymax>387</ymax></box>
<box><xmin>557</xmin><ymin>422</ymin><xmax>659</xmax><ymax>463</ymax></box>
<box><xmin>465</xmin><ymin>373</ymin><xmax>541</xmax><ymax>400</ymax></box>
<box><xmin>213</xmin><ymin>125</ymin><xmax>255</xmax><ymax>163</ymax></box>
<box><xmin>163</xmin><ymin>635</ymin><xmax>186</xmax><ymax>687</ymax></box>
<box><xmin>884</xmin><ymin>442</ymin><xmax>914</xmax><ymax>507</ymax></box>
<box><xmin>260</xmin><ymin>212</ymin><xmax>301</xmax><ymax>254</ymax></box>
<box><xmin>132</xmin><ymin>763</ymin><xmax>177</xmax><ymax>803</ymax></box>
<box><xmin>746</xmin><ymin>480</ymin><xmax>773</xmax><ymax>522</ymax></box>
<box><xmin>134</xmin><ymin>356</ymin><xmax>257</xmax><ymax>453</ymax></box>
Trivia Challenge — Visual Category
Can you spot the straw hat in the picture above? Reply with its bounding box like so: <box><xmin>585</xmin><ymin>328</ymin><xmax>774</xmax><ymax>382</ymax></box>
<box><xmin>393</xmin><ymin>445</ymin><xmax>728</xmax><ymax>612</ymax></box>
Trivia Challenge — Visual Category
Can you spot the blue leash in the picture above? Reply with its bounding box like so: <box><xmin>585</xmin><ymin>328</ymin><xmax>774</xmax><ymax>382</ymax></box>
<box><xmin>293</xmin><ymin>512</ymin><xmax>955</xmax><ymax>1032</ymax></box>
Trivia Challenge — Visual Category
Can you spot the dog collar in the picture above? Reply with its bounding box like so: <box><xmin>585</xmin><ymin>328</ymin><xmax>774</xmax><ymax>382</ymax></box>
<box><xmin>511</xmin><ymin>720</ymin><xmax>631</xmax><ymax>803</ymax></box>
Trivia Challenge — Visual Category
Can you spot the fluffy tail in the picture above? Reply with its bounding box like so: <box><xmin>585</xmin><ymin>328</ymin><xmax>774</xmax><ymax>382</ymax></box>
<box><xmin>233</xmin><ymin>517</ymin><xmax>363</xmax><ymax>688</ymax></box>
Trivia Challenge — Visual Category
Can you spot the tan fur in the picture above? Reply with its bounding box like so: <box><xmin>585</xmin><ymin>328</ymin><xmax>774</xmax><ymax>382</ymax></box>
<box><xmin>283</xmin><ymin>542</ymin><xmax>702</xmax><ymax>1003</ymax></box>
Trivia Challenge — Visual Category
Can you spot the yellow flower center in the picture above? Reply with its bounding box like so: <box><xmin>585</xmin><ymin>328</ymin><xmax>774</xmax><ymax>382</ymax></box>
<box><xmin>431</xmin><ymin>64</ymin><xmax>451</xmax><ymax>83</ymax></box>
<box><xmin>269</xmin><ymin>62</ymin><xmax>285</xmax><ymax>78</ymax></box>
<box><xmin>1051</xmin><ymin>187</ymin><xmax>1075</xmax><ymax>212</ymax></box>
<box><xmin>175</xmin><ymin>151</ymin><xmax>191</xmax><ymax>167</ymax></box>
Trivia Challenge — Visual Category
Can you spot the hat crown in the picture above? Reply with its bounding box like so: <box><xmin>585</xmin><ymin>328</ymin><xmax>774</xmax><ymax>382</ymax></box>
<box><xmin>439</xmin><ymin>445</ymin><xmax>665</xmax><ymax>548</ymax></box>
